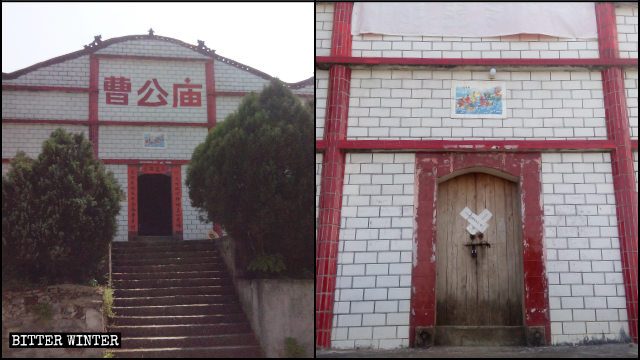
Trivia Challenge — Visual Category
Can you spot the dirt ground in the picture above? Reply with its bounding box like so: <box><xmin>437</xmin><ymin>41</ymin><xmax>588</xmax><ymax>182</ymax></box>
<box><xmin>316</xmin><ymin>343</ymin><xmax>638</xmax><ymax>358</ymax></box>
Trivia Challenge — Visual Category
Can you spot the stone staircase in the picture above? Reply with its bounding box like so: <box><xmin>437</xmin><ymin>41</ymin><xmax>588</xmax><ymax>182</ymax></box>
<box><xmin>108</xmin><ymin>237</ymin><xmax>263</xmax><ymax>357</ymax></box>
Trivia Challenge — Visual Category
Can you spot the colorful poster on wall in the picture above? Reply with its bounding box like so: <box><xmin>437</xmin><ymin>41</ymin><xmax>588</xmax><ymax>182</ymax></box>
<box><xmin>451</xmin><ymin>81</ymin><xmax>506</xmax><ymax>118</ymax></box>
<box><xmin>143</xmin><ymin>133</ymin><xmax>167</xmax><ymax>148</ymax></box>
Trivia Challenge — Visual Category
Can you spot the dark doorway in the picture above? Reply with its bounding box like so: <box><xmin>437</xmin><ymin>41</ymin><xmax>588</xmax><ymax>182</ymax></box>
<box><xmin>138</xmin><ymin>174</ymin><xmax>172</xmax><ymax>236</ymax></box>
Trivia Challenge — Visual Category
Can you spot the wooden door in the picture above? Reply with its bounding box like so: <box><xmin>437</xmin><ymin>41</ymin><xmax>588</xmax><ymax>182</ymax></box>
<box><xmin>436</xmin><ymin>172</ymin><xmax>523</xmax><ymax>326</ymax></box>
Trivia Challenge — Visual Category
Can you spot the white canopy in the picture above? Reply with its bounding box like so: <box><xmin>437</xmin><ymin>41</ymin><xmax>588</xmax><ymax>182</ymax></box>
<box><xmin>352</xmin><ymin>2</ymin><xmax>598</xmax><ymax>39</ymax></box>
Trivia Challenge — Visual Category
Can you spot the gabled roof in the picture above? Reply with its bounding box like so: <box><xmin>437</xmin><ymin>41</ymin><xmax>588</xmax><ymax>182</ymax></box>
<box><xmin>2</xmin><ymin>33</ymin><xmax>313</xmax><ymax>89</ymax></box>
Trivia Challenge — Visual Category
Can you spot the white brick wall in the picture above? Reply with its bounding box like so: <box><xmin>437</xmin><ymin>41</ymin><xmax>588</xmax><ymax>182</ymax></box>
<box><xmin>181</xmin><ymin>165</ymin><xmax>212</xmax><ymax>240</ymax></box>
<box><xmin>2</xmin><ymin>123</ymin><xmax>89</xmax><ymax>158</ymax></box>
<box><xmin>105</xmin><ymin>164</ymin><xmax>128</xmax><ymax>242</ymax></box>
<box><xmin>98</xmin><ymin>126</ymin><xmax>207</xmax><ymax>160</ymax></box>
<box><xmin>2</xmin><ymin>91</ymin><xmax>89</xmax><ymax>120</ymax></box>
<box><xmin>542</xmin><ymin>153</ymin><xmax>629</xmax><ymax>344</ymax></box>
<box><xmin>316</xmin><ymin>70</ymin><xmax>329</xmax><ymax>139</ymax></box>
<box><xmin>98</xmin><ymin>59</ymin><xmax>207</xmax><ymax>123</ymax></box>
<box><xmin>625</xmin><ymin>69</ymin><xmax>638</xmax><ymax>139</ymax></box>
<box><xmin>616</xmin><ymin>5</ymin><xmax>639</xmax><ymax>59</ymax></box>
<box><xmin>215</xmin><ymin>60</ymin><xmax>271</xmax><ymax>92</ymax></box>
<box><xmin>292</xmin><ymin>83</ymin><xmax>314</xmax><ymax>96</ymax></box>
<box><xmin>316</xmin><ymin>2</ymin><xmax>334</xmax><ymax>57</ymax></box>
<box><xmin>331</xmin><ymin>153</ymin><xmax>415</xmax><ymax>350</ymax></box>
<box><xmin>95</xmin><ymin>39</ymin><xmax>210</xmax><ymax>59</ymax></box>
<box><xmin>347</xmin><ymin>69</ymin><xmax>606</xmax><ymax>140</ymax></box>
<box><xmin>316</xmin><ymin>153</ymin><xmax>323</xmax><ymax>226</ymax></box>
<box><xmin>1</xmin><ymin>55</ymin><xmax>90</xmax><ymax>87</ymax></box>
<box><xmin>351</xmin><ymin>33</ymin><xmax>600</xmax><ymax>59</ymax></box>
<box><xmin>216</xmin><ymin>95</ymin><xmax>244</xmax><ymax>123</ymax></box>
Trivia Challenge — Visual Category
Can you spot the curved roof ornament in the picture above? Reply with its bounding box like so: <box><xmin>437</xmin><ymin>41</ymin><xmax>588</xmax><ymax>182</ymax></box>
<box><xmin>83</xmin><ymin>35</ymin><xmax>102</xmax><ymax>49</ymax></box>
<box><xmin>148</xmin><ymin>28</ymin><xmax>155</xmax><ymax>37</ymax></box>
<box><xmin>197</xmin><ymin>40</ymin><xmax>214</xmax><ymax>55</ymax></box>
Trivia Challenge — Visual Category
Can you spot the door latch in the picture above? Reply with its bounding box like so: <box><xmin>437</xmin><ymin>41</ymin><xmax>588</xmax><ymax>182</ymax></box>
<box><xmin>464</xmin><ymin>232</ymin><xmax>490</xmax><ymax>258</ymax></box>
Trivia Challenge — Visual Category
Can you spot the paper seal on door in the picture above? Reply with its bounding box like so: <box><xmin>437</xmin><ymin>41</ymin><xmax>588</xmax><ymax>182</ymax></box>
<box><xmin>459</xmin><ymin>207</ymin><xmax>492</xmax><ymax>235</ymax></box>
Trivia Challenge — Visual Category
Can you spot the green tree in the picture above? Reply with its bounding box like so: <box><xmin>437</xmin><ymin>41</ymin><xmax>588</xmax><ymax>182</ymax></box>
<box><xmin>2</xmin><ymin>129</ymin><xmax>121</xmax><ymax>284</ymax></box>
<box><xmin>187</xmin><ymin>79</ymin><xmax>313</xmax><ymax>278</ymax></box>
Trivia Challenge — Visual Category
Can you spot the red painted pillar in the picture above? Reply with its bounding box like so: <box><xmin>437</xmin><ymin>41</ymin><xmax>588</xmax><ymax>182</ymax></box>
<box><xmin>205</xmin><ymin>59</ymin><xmax>216</xmax><ymax>130</ymax></box>
<box><xmin>127</xmin><ymin>165</ymin><xmax>138</xmax><ymax>240</ymax></box>
<box><xmin>595</xmin><ymin>2</ymin><xmax>638</xmax><ymax>343</ymax></box>
<box><xmin>171</xmin><ymin>165</ymin><xmax>183</xmax><ymax>240</ymax></box>
<box><xmin>316</xmin><ymin>2</ymin><xmax>353</xmax><ymax>348</ymax></box>
<box><xmin>89</xmin><ymin>54</ymin><xmax>99</xmax><ymax>157</ymax></box>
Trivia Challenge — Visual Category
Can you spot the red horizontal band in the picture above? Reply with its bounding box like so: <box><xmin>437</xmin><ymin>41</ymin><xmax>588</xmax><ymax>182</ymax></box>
<box><xmin>316</xmin><ymin>140</ymin><xmax>327</xmax><ymax>151</ymax></box>
<box><xmin>2</xmin><ymin>85</ymin><xmax>91</xmax><ymax>92</ymax></box>
<box><xmin>95</xmin><ymin>53</ymin><xmax>211</xmax><ymax>62</ymax></box>
<box><xmin>213</xmin><ymin>90</ymin><xmax>312</xmax><ymax>98</ymax></box>
<box><xmin>3</xmin><ymin>158</ymin><xmax>190</xmax><ymax>165</ymax></box>
<box><xmin>97</xmin><ymin>121</ymin><xmax>208</xmax><ymax>127</ymax></box>
<box><xmin>315</xmin><ymin>139</ymin><xmax>618</xmax><ymax>151</ymax></box>
<box><xmin>101</xmin><ymin>159</ymin><xmax>190</xmax><ymax>165</ymax></box>
<box><xmin>2</xmin><ymin>118</ymin><xmax>89</xmax><ymax>125</ymax></box>
<box><xmin>2</xmin><ymin>118</ymin><xmax>209</xmax><ymax>127</ymax></box>
<box><xmin>316</xmin><ymin>56</ymin><xmax>639</xmax><ymax>67</ymax></box>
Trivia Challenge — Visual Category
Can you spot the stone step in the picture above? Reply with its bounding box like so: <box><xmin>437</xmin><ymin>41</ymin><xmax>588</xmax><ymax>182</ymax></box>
<box><xmin>112</xmin><ymin>303</ymin><xmax>242</xmax><ymax>317</ymax></box>
<box><xmin>114</xmin><ymin>294</ymin><xmax>237</xmax><ymax>307</ymax></box>
<box><xmin>112</xmin><ymin>250</ymin><xmax>220</xmax><ymax>261</ymax></box>
<box><xmin>110</xmin><ymin>345</ymin><xmax>263</xmax><ymax>358</ymax></box>
<box><xmin>112</xmin><ymin>239</ymin><xmax>215</xmax><ymax>250</ymax></box>
<box><xmin>112</xmin><ymin>314</ymin><xmax>246</xmax><ymax>326</ymax></box>
<box><xmin>112</xmin><ymin>270</ymin><xmax>226</xmax><ymax>281</ymax></box>
<box><xmin>114</xmin><ymin>285</ymin><xmax>235</xmax><ymax>298</ymax></box>
<box><xmin>114</xmin><ymin>277</ymin><xmax>231</xmax><ymax>289</ymax></box>
<box><xmin>112</xmin><ymin>256</ymin><xmax>223</xmax><ymax>266</ymax></box>
<box><xmin>121</xmin><ymin>333</ymin><xmax>257</xmax><ymax>349</ymax></box>
<box><xmin>109</xmin><ymin>322</ymin><xmax>252</xmax><ymax>337</ymax></box>
<box><xmin>112</xmin><ymin>262</ymin><xmax>223</xmax><ymax>273</ymax></box>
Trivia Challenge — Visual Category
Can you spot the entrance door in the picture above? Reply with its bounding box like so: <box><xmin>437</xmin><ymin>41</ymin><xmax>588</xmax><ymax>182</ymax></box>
<box><xmin>435</xmin><ymin>172</ymin><xmax>524</xmax><ymax>344</ymax></box>
<box><xmin>138</xmin><ymin>174</ymin><xmax>172</xmax><ymax>236</ymax></box>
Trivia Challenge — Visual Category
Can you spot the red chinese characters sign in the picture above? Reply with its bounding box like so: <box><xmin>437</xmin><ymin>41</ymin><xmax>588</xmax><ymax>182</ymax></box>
<box><xmin>104</xmin><ymin>76</ymin><xmax>202</xmax><ymax>108</ymax></box>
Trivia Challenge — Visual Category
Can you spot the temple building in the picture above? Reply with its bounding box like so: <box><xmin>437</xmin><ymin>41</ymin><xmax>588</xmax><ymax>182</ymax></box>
<box><xmin>2</xmin><ymin>31</ymin><xmax>313</xmax><ymax>241</ymax></box>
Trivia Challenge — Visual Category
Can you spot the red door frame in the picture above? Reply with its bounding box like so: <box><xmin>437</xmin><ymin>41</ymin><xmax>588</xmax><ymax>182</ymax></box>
<box><xmin>410</xmin><ymin>152</ymin><xmax>550</xmax><ymax>345</ymax></box>
<box><xmin>127</xmin><ymin>163</ymin><xmax>182</xmax><ymax>240</ymax></box>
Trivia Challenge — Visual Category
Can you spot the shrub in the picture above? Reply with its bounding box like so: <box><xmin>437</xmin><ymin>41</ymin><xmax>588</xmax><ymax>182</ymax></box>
<box><xmin>187</xmin><ymin>79</ymin><xmax>314</xmax><ymax>278</ymax></box>
<box><xmin>2</xmin><ymin>129</ymin><xmax>121</xmax><ymax>284</ymax></box>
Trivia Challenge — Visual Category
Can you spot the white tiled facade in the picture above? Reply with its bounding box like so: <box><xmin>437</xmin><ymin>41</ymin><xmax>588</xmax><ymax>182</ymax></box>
<box><xmin>316</xmin><ymin>2</ymin><xmax>638</xmax><ymax>350</ymax></box>
<box><xmin>316</xmin><ymin>70</ymin><xmax>329</xmax><ymax>139</ymax></box>
<box><xmin>347</xmin><ymin>69</ymin><xmax>606</xmax><ymax>140</ymax></box>
<box><xmin>2</xmin><ymin>91</ymin><xmax>89</xmax><ymax>120</ymax></box>
<box><xmin>616</xmin><ymin>5</ymin><xmax>639</xmax><ymax>59</ymax></box>
<box><xmin>2</xmin><ymin>123</ymin><xmax>89</xmax><ymax>158</ymax></box>
<box><xmin>98</xmin><ymin>58</ymin><xmax>208</xmax><ymax>123</ymax></box>
<box><xmin>542</xmin><ymin>153</ymin><xmax>628</xmax><ymax>343</ymax></box>
<box><xmin>316</xmin><ymin>2</ymin><xmax>334</xmax><ymax>57</ymax></box>
<box><xmin>351</xmin><ymin>33</ymin><xmax>600</xmax><ymax>59</ymax></box>
<box><xmin>331</xmin><ymin>153</ymin><xmax>415</xmax><ymax>349</ymax></box>
<box><xmin>3</xmin><ymin>35</ymin><xmax>311</xmax><ymax>242</ymax></box>
<box><xmin>98</xmin><ymin>126</ymin><xmax>208</xmax><ymax>160</ymax></box>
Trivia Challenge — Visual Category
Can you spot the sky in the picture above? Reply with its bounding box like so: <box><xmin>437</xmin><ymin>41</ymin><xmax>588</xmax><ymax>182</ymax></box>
<box><xmin>2</xmin><ymin>2</ymin><xmax>313</xmax><ymax>83</ymax></box>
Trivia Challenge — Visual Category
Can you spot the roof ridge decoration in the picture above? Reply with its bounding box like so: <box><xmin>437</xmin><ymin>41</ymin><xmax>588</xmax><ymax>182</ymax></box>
<box><xmin>3</xmin><ymin>32</ymin><xmax>312</xmax><ymax>88</ymax></box>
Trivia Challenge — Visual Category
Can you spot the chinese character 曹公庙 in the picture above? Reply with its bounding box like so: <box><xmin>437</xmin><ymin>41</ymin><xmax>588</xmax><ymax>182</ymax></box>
<box><xmin>104</xmin><ymin>76</ymin><xmax>132</xmax><ymax>105</ymax></box>
<box><xmin>138</xmin><ymin>79</ymin><xmax>169</xmax><ymax>107</ymax></box>
<box><xmin>173</xmin><ymin>78</ymin><xmax>203</xmax><ymax>107</ymax></box>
